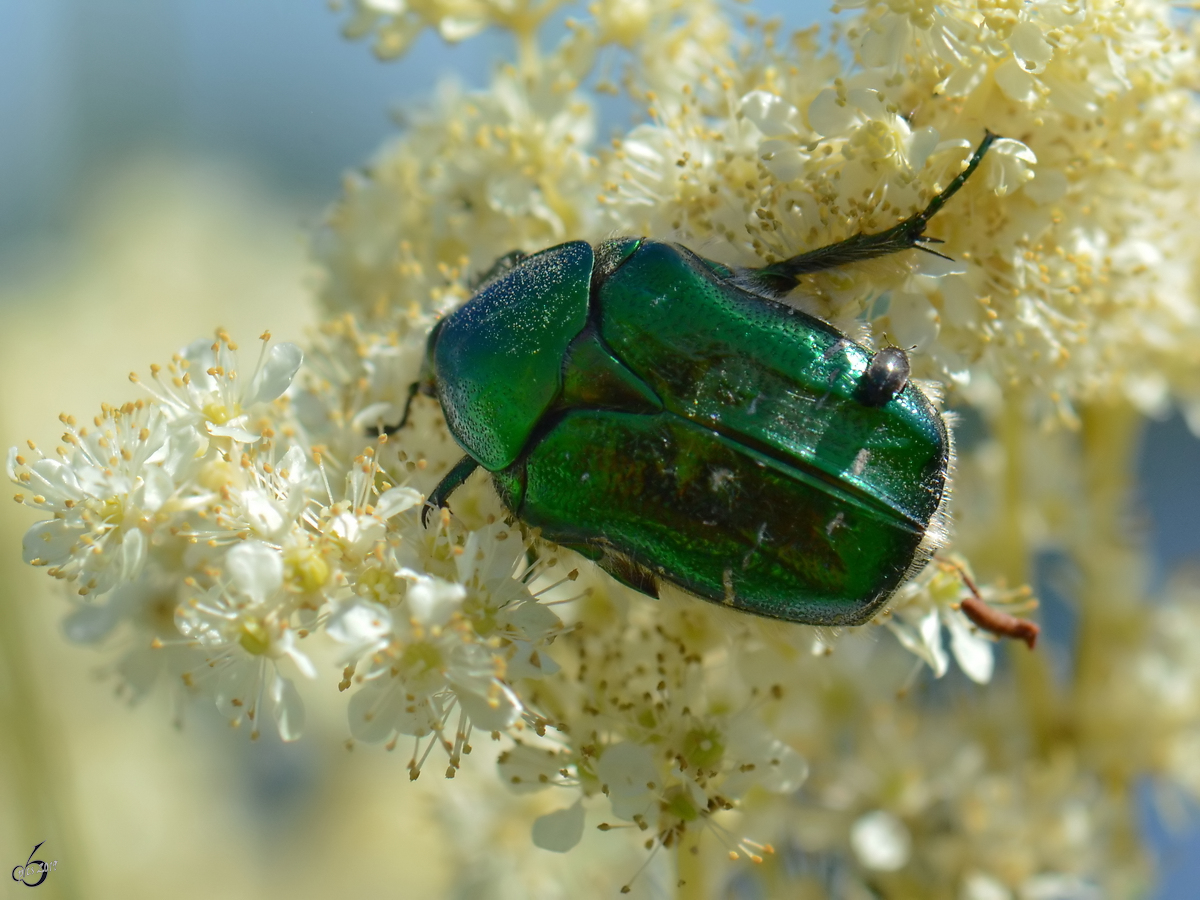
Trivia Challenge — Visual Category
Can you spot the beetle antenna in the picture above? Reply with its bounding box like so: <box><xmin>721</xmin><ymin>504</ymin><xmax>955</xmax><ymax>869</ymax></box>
<box><xmin>740</xmin><ymin>130</ymin><xmax>999</xmax><ymax>298</ymax></box>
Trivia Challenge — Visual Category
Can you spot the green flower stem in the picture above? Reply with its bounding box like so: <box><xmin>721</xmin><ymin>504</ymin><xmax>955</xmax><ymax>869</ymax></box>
<box><xmin>1072</xmin><ymin>403</ymin><xmax>1151</xmax><ymax>887</ymax></box>
<box><xmin>676</xmin><ymin>829</ymin><xmax>706</xmax><ymax>900</ymax></box>
<box><xmin>992</xmin><ymin>395</ymin><xmax>1061</xmax><ymax>753</ymax></box>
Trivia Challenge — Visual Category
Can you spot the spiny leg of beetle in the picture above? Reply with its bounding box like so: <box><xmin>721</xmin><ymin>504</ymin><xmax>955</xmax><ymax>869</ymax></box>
<box><xmin>393</xmin><ymin>379</ymin><xmax>423</xmax><ymax>433</ymax></box>
<box><xmin>743</xmin><ymin>131</ymin><xmax>998</xmax><ymax>298</ymax></box>
<box><xmin>370</xmin><ymin>379</ymin><xmax>428</xmax><ymax>437</ymax></box>
<box><xmin>422</xmin><ymin>454</ymin><xmax>481</xmax><ymax>527</ymax></box>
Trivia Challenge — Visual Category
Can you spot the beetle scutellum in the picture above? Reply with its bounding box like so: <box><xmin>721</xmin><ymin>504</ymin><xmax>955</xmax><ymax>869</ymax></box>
<box><xmin>394</xmin><ymin>132</ymin><xmax>998</xmax><ymax>626</ymax></box>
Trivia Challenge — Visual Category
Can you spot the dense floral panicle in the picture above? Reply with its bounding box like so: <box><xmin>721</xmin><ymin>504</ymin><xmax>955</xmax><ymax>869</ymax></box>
<box><xmin>60</xmin><ymin>565</ymin><xmax>201</xmax><ymax>705</ymax></box>
<box><xmin>289</xmin><ymin>314</ymin><xmax>463</xmax><ymax>496</ymax></box>
<box><xmin>491</xmin><ymin>584</ymin><xmax>810</xmax><ymax>854</ymax></box>
<box><xmin>11</xmin><ymin>400</ymin><xmax>180</xmax><ymax>598</ymax></box>
<box><xmin>329</xmin><ymin>522</ymin><xmax>572</xmax><ymax>778</ymax></box>
<box><xmin>313</xmin><ymin>66</ymin><xmax>599</xmax><ymax>325</ymax></box>
<box><xmin>133</xmin><ymin>329</ymin><xmax>303</xmax><ymax>441</ymax></box>
<box><xmin>333</xmin><ymin>0</ymin><xmax>584</xmax><ymax>59</ymax></box>
<box><xmin>175</xmin><ymin>540</ymin><xmax>317</xmax><ymax>740</ymax></box>
<box><xmin>17</xmin><ymin>0</ymin><xmax>1200</xmax><ymax>895</ymax></box>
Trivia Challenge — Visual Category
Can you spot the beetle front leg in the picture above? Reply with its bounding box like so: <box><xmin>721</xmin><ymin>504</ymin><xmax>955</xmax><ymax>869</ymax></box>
<box><xmin>394</xmin><ymin>379</ymin><xmax>425</xmax><ymax>431</ymax></box>
<box><xmin>469</xmin><ymin>249</ymin><xmax>528</xmax><ymax>291</ymax></box>
<box><xmin>743</xmin><ymin>131</ymin><xmax>998</xmax><ymax>298</ymax></box>
<box><xmin>422</xmin><ymin>454</ymin><xmax>481</xmax><ymax>527</ymax></box>
<box><xmin>371</xmin><ymin>319</ymin><xmax>445</xmax><ymax>436</ymax></box>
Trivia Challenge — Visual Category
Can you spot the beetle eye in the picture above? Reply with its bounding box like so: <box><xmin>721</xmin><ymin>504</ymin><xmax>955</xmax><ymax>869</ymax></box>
<box><xmin>858</xmin><ymin>347</ymin><xmax>911</xmax><ymax>407</ymax></box>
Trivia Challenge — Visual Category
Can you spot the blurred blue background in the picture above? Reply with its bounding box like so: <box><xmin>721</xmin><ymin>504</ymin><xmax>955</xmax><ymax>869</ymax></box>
<box><xmin>2</xmin><ymin>1</ymin><xmax>1199</xmax><ymax>897</ymax></box>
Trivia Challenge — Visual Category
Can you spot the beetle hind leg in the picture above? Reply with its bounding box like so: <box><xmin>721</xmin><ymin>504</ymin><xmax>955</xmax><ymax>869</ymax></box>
<box><xmin>598</xmin><ymin>552</ymin><xmax>660</xmax><ymax>599</ymax></box>
<box><xmin>742</xmin><ymin>131</ymin><xmax>998</xmax><ymax>298</ymax></box>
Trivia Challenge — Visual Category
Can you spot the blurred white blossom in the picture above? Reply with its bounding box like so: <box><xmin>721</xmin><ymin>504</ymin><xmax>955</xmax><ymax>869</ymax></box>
<box><xmin>14</xmin><ymin>0</ymin><xmax>1200</xmax><ymax>896</ymax></box>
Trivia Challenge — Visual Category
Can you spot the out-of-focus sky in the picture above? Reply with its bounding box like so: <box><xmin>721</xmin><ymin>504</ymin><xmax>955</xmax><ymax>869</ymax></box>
<box><xmin>1</xmin><ymin>2</ymin><xmax>1199</xmax><ymax>898</ymax></box>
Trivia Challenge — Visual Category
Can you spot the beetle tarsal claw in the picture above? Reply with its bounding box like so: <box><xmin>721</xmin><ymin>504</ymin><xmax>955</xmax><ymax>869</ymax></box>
<box><xmin>419</xmin><ymin>499</ymin><xmax>441</xmax><ymax>529</ymax></box>
<box><xmin>421</xmin><ymin>454</ymin><xmax>481</xmax><ymax>528</ymax></box>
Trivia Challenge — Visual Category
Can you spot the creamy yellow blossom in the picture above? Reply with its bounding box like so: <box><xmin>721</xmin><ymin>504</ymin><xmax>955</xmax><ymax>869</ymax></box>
<box><xmin>14</xmin><ymin>0</ymin><xmax>1200</xmax><ymax>896</ymax></box>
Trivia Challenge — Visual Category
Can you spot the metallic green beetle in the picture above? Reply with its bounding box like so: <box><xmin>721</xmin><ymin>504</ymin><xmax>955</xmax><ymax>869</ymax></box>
<box><xmin>400</xmin><ymin>133</ymin><xmax>997</xmax><ymax>626</ymax></box>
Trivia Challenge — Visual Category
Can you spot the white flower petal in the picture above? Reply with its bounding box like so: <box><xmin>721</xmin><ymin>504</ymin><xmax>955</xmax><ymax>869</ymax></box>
<box><xmin>327</xmin><ymin>599</ymin><xmax>393</xmax><ymax>647</ymax></box>
<box><xmin>241</xmin><ymin>488</ymin><xmax>289</xmax><ymax>540</ymax></box>
<box><xmin>375</xmin><ymin>486</ymin><xmax>423</xmax><ymax>519</ymax></box>
<box><xmin>909</xmin><ymin>126</ymin><xmax>940</xmax><ymax>172</ymax></box>
<box><xmin>986</xmin><ymin>139</ymin><xmax>1038</xmax><ymax>196</ymax></box>
<box><xmin>62</xmin><ymin>603</ymin><xmax>119</xmax><ymax>643</ymax></box>
<box><xmin>226</xmin><ymin>540</ymin><xmax>284</xmax><ymax>604</ymax></box>
<box><xmin>1024</xmin><ymin>168</ymin><xmax>1068</xmax><ymax>205</ymax></box>
<box><xmin>1010</xmin><ymin>21</ymin><xmax>1053</xmax><ymax>72</ymax></box>
<box><xmin>963</xmin><ymin>871</ymin><xmax>1014</xmax><ymax>900</ymax></box>
<box><xmin>405</xmin><ymin>573</ymin><xmax>465</xmax><ymax>626</ymax></box>
<box><xmin>887</xmin><ymin>292</ymin><xmax>941</xmax><ymax>352</ymax></box>
<box><xmin>270</xmin><ymin>673</ymin><xmax>306</xmax><ymax>742</ymax></box>
<box><xmin>246</xmin><ymin>342</ymin><xmax>303</xmax><ymax>406</ymax></box>
<box><xmin>22</xmin><ymin>518</ymin><xmax>81</xmax><ymax>566</ymax></box>
<box><xmin>348</xmin><ymin>684</ymin><xmax>403</xmax><ymax>743</ymax></box>
<box><xmin>919</xmin><ymin>608</ymin><xmax>949</xmax><ymax>677</ymax></box>
<box><xmin>207</xmin><ymin>423</ymin><xmax>262</xmax><ymax>443</ymax></box>
<box><xmin>351</xmin><ymin>401</ymin><xmax>397</xmax><ymax>430</ymax></box>
<box><xmin>995</xmin><ymin>58</ymin><xmax>1040</xmax><ymax>105</ymax></box>
<box><xmin>723</xmin><ymin>718</ymin><xmax>808</xmax><ymax>797</ymax></box>
<box><xmin>851</xmin><ymin>810</ymin><xmax>911</xmax><ymax>871</ymax></box>
<box><xmin>280</xmin><ymin>633</ymin><xmax>318</xmax><ymax>679</ymax></box>
<box><xmin>279</xmin><ymin>445</ymin><xmax>308</xmax><ymax>483</ymax></box>
<box><xmin>758</xmin><ymin>139</ymin><xmax>805</xmax><ymax>182</ymax></box>
<box><xmin>947</xmin><ymin>610</ymin><xmax>995</xmax><ymax>684</ymax></box>
<box><xmin>438</xmin><ymin>15</ymin><xmax>487</xmax><ymax>43</ymax></box>
<box><xmin>454</xmin><ymin>679</ymin><xmax>523</xmax><ymax>731</ymax></box>
<box><xmin>498</xmin><ymin>741</ymin><xmax>570</xmax><ymax>794</ymax></box>
<box><xmin>741</xmin><ymin>90</ymin><xmax>800</xmax><ymax>137</ymax></box>
<box><xmin>596</xmin><ymin>742</ymin><xmax>657</xmax><ymax>817</ymax></box>
<box><xmin>139</xmin><ymin>466</ymin><xmax>174</xmax><ymax>512</ymax></box>
<box><xmin>808</xmin><ymin>89</ymin><xmax>858</xmax><ymax>137</ymax></box>
<box><xmin>887</xmin><ymin>609</ymin><xmax>949</xmax><ymax>677</ymax></box>
<box><xmin>531</xmin><ymin>799</ymin><xmax>586</xmax><ymax>852</ymax></box>
<box><xmin>506</xmin><ymin>599</ymin><xmax>561</xmax><ymax>636</ymax></box>
<box><xmin>119</xmin><ymin>527</ymin><xmax>147</xmax><ymax>582</ymax></box>
<box><xmin>28</xmin><ymin>458</ymin><xmax>84</xmax><ymax>502</ymax></box>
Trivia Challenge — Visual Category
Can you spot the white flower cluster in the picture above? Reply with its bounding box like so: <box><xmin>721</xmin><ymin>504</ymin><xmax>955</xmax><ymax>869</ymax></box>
<box><xmin>12</xmin><ymin>330</ymin><xmax>566</xmax><ymax>756</ymax></box>
<box><xmin>17</xmin><ymin>0</ymin><xmax>1200</xmax><ymax>895</ymax></box>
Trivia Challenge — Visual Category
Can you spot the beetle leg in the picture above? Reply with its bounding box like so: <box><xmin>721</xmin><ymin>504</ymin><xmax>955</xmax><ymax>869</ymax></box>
<box><xmin>743</xmin><ymin>131</ymin><xmax>998</xmax><ymax>297</ymax></box>
<box><xmin>598</xmin><ymin>552</ymin><xmax>660</xmax><ymax>599</ymax></box>
<box><xmin>422</xmin><ymin>454</ymin><xmax>481</xmax><ymax>527</ymax></box>
<box><xmin>367</xmin><ymin>378</ymin><xmax>432</xmax><ymax>437</ymax></box>
<box><xmin>469</xmin><ymin>249</ymin><xmax>528</xmax><ymax>291</ymax></box>
<box><xmin>370</xmin><ymin>320</ymin><xmax>446</xmax><ymax>437</ymax></box>
<box><xmin>395</xmin><ymin>379</ymin><xmax>423</xmax><ymax>431</ymax></box>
